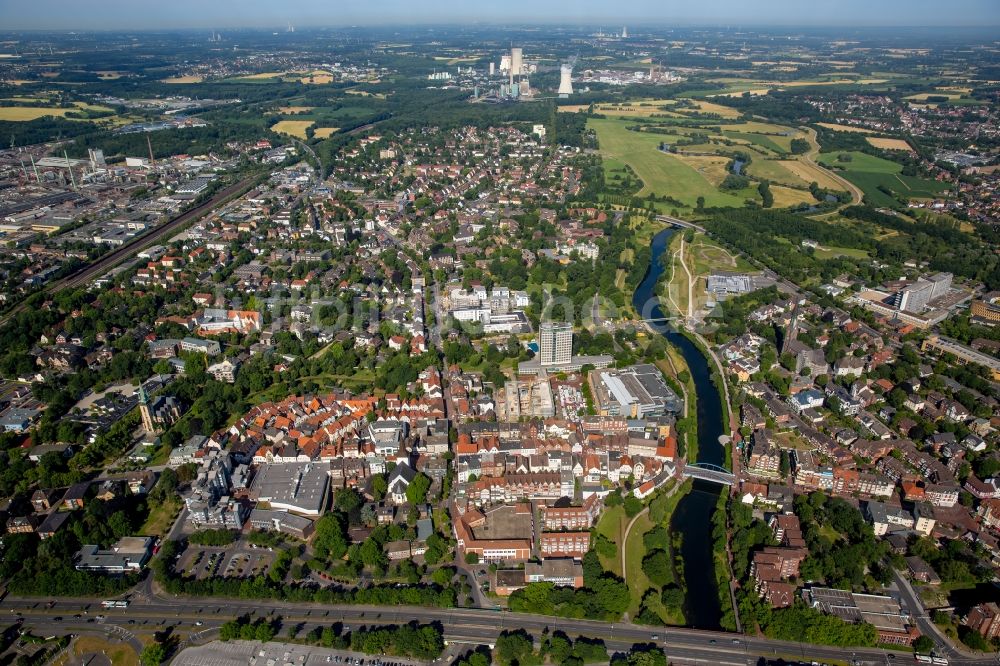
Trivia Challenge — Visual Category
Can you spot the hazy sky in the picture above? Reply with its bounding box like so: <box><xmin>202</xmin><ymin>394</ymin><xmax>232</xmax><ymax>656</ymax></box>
<box><xmin>1</xmin><ymin>0</ymin><xmax>998</xmax><ymax>30</ymax></box>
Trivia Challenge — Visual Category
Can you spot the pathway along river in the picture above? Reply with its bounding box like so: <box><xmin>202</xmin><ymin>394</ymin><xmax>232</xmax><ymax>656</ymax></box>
<box><xmin>632</xmin><ymin>227</ymin><xmax>725</xmax><ymax>629</ymax></box>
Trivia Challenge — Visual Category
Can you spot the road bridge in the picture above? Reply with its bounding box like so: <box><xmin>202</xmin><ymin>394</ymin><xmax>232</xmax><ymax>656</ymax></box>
<box><xmin>682</xmin><ymin>462</ymin><xmax>736</xmax><ymax>486</ymax></box>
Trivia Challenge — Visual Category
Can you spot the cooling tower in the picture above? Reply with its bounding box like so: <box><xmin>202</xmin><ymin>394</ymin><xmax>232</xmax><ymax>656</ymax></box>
<box><xmin>558</xmin><ymin>63</ymin><xmax>573</xmax><ymax>97</ymax></box>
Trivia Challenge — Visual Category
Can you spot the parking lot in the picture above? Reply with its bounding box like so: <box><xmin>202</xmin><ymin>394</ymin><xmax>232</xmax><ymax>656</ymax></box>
<box><xmin>175</xmin><ymin>544</ymin><xmax>275</xmax><ymax>581</ymax></box>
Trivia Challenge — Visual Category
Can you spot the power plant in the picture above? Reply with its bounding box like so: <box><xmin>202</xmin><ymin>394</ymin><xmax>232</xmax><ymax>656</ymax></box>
<box><xmin>558</xmin><ymin>63</ymin><xmax>574</xmax><ymax>97</ymax></box>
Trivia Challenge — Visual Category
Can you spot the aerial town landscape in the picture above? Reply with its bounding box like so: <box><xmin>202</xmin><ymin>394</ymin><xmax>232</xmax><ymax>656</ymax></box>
<box><xmin>0</xmin><ymin>1</ymin><xmax>998</xmax><ymax>665</ymax></box>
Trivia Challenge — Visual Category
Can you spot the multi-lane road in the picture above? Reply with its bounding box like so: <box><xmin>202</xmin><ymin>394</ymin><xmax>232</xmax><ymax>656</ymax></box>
<box><xmin>5</xmin><ymin>592</ymin><xmax>999</xmax><ymax>666</ymax></box>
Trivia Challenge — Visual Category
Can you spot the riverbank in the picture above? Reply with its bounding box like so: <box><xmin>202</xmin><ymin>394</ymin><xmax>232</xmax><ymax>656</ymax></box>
<box><xmin>632</xmin><ymin>226</ymin><xmax>728</xmax><ymax>629</ymax></box>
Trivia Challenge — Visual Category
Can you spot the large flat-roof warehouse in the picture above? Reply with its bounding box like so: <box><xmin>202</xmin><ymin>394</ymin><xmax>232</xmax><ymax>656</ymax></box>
<box><xmin>249</xmin><ymin>462</ymin><xmax>329</xmax><ymax>516</ymax></box>
<box><xmin>589</xmin><ymin>364</ymin><xmax>683</xmax><ymax>418</ymax></box>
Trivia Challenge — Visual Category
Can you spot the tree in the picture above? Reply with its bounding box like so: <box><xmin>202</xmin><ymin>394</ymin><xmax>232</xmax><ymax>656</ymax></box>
<box><xmin>623</xmin><ymin>495</ymin><xmax>644</xmax><ymax>518</ymax></box>
<box><xmin>313</xmin><ymin>512</ymin><xmax>348</xmax><ymax>562</ymax></box>
<box><xmin>335</xmin><ymin>487</ymin><xmax>363</xmax><ymax>515</ymax></box>
<box><xmin>912</xmin><ymin>635</ymin><xmax>934</xmax><ymax>654</ymax></box>
<box><xmin>641</xmin><ymin>550</ymin><xmax>673</xmax><ymax>587</ymax></box>
<box><xmin>495</xmin><ymin>630</ymin><xmax>536</xmax><ymax>666</ymax></box>
<box><xmin>465</xmin><ymin>552</ymin><xmax>480</xmax><ymax>565</ymax></box>
<box><xmin>406</xmin><ymin>472</ymin><xmax>432</xmax><ymax>505</ymax></box>
<box><xmin>140</xmin><ymin>643</ymin><xmax>166</xmax><ymax>666</ymax></box>
<box><xmin>370</xmin><ymin>474</ymin><xmax>388</xmax><ymax>501</ymax></box>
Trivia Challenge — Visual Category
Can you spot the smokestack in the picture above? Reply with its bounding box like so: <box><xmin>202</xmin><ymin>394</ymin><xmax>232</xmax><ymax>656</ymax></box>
<box><xmin>64</xmin><ymin>151</ymin><xmax>77</xmax><ymax>190</ymax></box>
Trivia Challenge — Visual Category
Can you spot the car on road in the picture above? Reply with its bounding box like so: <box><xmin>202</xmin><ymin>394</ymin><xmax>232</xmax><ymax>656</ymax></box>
<box><xmin>195</xmin><ymin>621</ymin><xmax>203</xmax><ymax>626</ymax></box>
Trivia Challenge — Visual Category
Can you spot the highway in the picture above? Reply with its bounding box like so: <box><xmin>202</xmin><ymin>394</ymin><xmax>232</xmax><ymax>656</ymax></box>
<box><xmin>5</xmin><ymin>593</ymin><xmax>1000</xmax><ymax>666</ymax></box>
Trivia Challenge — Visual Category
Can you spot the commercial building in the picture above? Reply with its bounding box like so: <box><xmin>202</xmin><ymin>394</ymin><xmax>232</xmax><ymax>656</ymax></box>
<box><xmin>803</xmin><ymin>587</ymin><xmax>918</xmax><ymax>645</ymax></box>
<box><xmin>452</xmin><ymin>501</ymin><xmax>533</xmax><ymax>564</ymax></box>
<box><xmin>589</xmin><ymin>364</ymin><xmax>683</xmax><ymax>418</ymax></box>
<box><xmin>707</xmin><ymin>272</ymin><xmax>753</xmax><ymax>296</ymax></box>
<box><xmin>248</xmin><ymin>508</ymin><xmax>315</xmax><ymax>540</ymax></box>
<box><xmin>250</xmin><ymin>462</ymin><xmax>330</xmax><ymax>516</ymax></box>
<box><xmin>490</xmin><ymin>559</ymin><xmax>585</xmax><ymax>594</ymax></box>
<box><xmin>74</xmin><ymin>536</ymin><xmax>154</xmax><ymax>574</ymax></box>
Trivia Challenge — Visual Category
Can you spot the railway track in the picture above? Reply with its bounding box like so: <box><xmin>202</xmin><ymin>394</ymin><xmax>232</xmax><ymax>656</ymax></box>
<box><xmin>0</xmin><ymin>174</ymin><xmax>260</xmax><ymax>326</ymax></box>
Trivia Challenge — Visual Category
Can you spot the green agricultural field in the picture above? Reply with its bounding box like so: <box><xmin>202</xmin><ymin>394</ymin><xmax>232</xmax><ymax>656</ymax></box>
<box><xmin>818</xmin><ymin>151</ymin><xmax>949</xmax><ymax>206</ymax></box>
<box><xmin>819</xmin><ymin>151</ymin><xmax>902</xmax><ymax>173</ymax></box>
<box><xmin>722</xmin><ymin>130</ymin><xmax>787</xmax><ymax>154</ymax></box>
<box><xmin>591</xmin><ymin>117</ymin><xmax>758</xmax><ymax>208</ymax></box>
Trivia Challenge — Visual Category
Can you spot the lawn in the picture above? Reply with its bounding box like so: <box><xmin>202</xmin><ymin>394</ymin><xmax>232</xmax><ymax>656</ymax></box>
<box><xmin>591</xmin><ymin>117</ymin><xmax>755</xmax><ymax>208</ymax></box>
<box><xmin>819</xmin><ymin>151</ymin><xmax>902</xmax><ymax>173</ymax></box>
<box><xmin>624</xmin><ymin>510</ymin><xmax>656</xmax><ymax>616</ymax></box>
<box><xmin>593</xmin><ymin>504</ymin><xmax>627</xmax><ymax>576</ymax></box>
<box><xmin>141</xmin><ymin>497</ymin><xmax>182</xmax><ymax>536</ymax></box>
<box><xmin>51</xmin><ymin>636</ymin><xmax>138</xmax><ymax>666</ymax></box>
<box><xmin>813</xmin><ymin>245</ymin><xmax>871</xmax><ymax>260</ymax></box>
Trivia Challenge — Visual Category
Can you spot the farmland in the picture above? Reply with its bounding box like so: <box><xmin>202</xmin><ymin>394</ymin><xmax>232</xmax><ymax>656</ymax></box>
<box><xmin>591</xmin><ymin>117</ymin><xmax>759</xmax><ymax>208</ymax></box>
<box><xmin>271</xmin><ymin>119</ymin><xmax>314</xmax><ymax>138</ymax></box>
<box><xmin>865</xmin><ymin>137</ymin><xmax>914</xmax><ymax>152</ymax></box>
<box><xmin>0</xmin><ymin>101</ymin><xmax>114</xmax><ymax>121</ymax></box>
<box><xmin>818</xmin><ymin>151</ymin><xmax>950</xmax><ymax>206</ymax></box>
<box><xmin>590</xmin><ymin>99</ymin><xmax>847</xmax><ymax>213</ymax></box>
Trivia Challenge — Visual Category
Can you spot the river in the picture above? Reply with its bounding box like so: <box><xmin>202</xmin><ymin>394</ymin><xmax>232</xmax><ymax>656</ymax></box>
<box><xmin>632</xmin><ymin>227</ymin><xmax>725</xmax><ymax>629</ymax></box>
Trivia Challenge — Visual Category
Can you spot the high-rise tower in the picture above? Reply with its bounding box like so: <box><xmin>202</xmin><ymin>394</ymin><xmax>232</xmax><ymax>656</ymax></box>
<box><xmin>538</xmin><ymin>322</ymin><xmax>573</xmax><ymax>367</ymax></box>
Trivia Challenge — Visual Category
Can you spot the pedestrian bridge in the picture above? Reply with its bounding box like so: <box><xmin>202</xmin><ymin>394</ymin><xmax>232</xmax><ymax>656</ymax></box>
<box><xmin>682</xmin><ymin>462</ymin><xmax>736</xmax><ymax>486</ymax></box>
